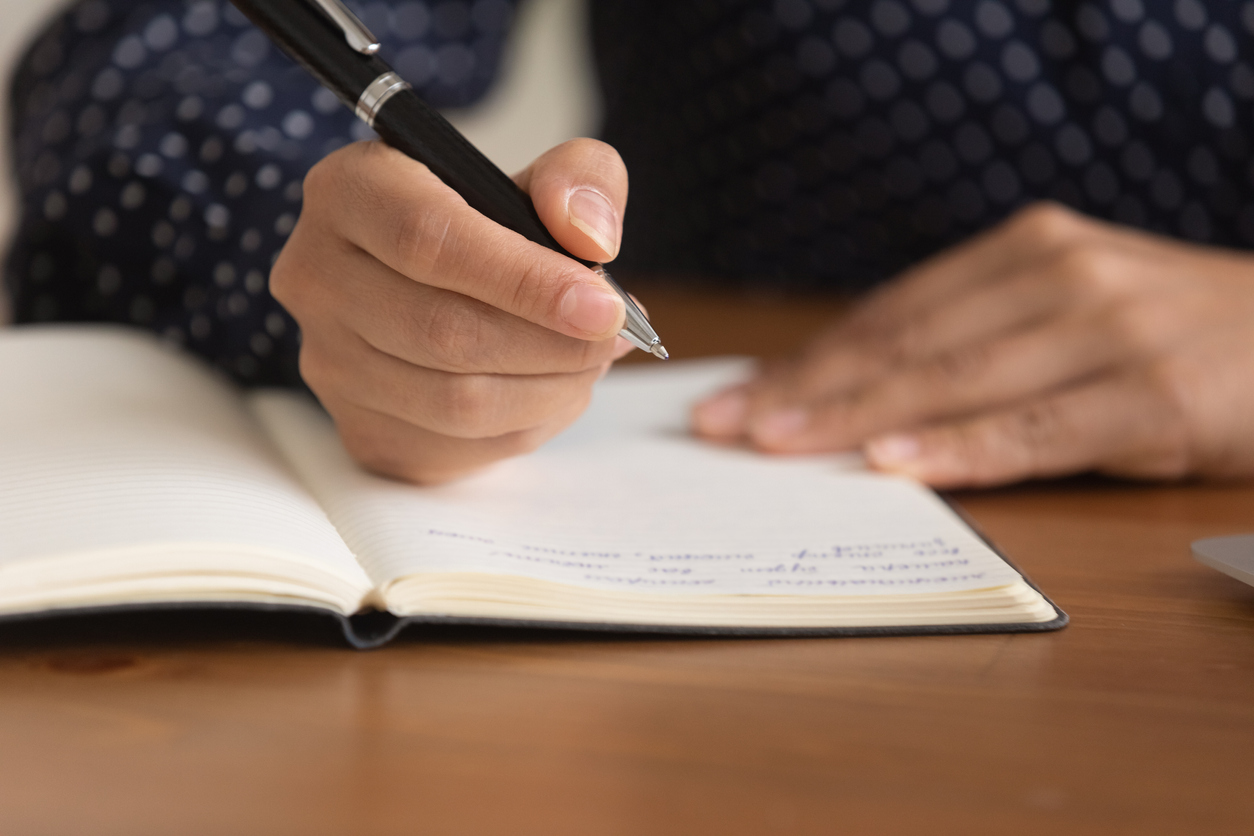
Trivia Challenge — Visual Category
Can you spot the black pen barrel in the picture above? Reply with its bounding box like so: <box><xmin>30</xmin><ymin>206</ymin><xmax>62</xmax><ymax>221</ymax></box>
<box><xmin>370</xmin><ymin>90</ymin><xmax>585</xmax><ymax>264</ymax></box>
<box><xmin>229</xmin><ymin>0</ymin><xmax>590</xmax><ymax>267</ymax></box>
<box><xmin>229</xmin><ymin>0</ymin><xmax>390</xmax><ymax>109</ymax></box>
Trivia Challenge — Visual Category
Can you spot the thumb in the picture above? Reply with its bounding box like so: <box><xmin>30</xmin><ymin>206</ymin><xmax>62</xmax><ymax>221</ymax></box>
<box><xmin>514</xmin><ymin>138</ymin><xmax>628</xmax><ymax>263</ymax></box>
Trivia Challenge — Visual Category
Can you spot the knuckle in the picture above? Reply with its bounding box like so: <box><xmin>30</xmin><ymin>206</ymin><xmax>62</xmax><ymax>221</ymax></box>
<box><xmin>1052</xmin><ymin>245</ymin><xmax>1124</xmax><ymax>296</ymax></box>
<box><xmin>996</xmin><ymin>402</ymin><xmax>1068</xmax><ymax>479</ymax></box>
<box><xmin>420</xmin><ymin>294</ymin><xmax>486</xmax><ymax>368</ymax></box>
<box><xmin>339</xmin><ymin>426</ymin><xmax>433</xmax><ymax>484</ymax></box>
<box><xmin>432</xmin><ymin>374</ymin><xmax>500</xmax><ymax>437</ymax></box>
<box><xmin>507</xmin><ymin>252</ymin><xmax>545</xmax><ymax>315</ymax></box>
<box><xmin>296</xmin><ymin>342</ymin><xmax>340</xmax><ymax>396</ymax></box>
<box><xmin>500</xmin><ymin>250</ymin><xmax>588</xmax><ymax>329</ymax></box>
<box><xmin>268</xmin><ymin>226</ymin><xmax>331</xmax><ymax>316</ymax></box>
<box><xmin>267</xmin><ymin>252</ymin><xmax>298</xmax><ymax>308</ymax></box>
<box><xmin>394</xmin><ymin>208</ymin><xmax>456</xmax><ymax>277</ymax></box>
<box><xmin>511</xmin><ymin>251</ymin><xmax>566</xmax><ymax>323</ymax></box>
<box><xmin>940</xmin><ymin>412</ymin><xmax>1044</xmax><ymax>487</ymax></box>
<box><xmin>268</xmin><ymin>244</ymin><xmax>329</xmax><ymax>321</ymax></box>
<box><xmin>1007</xmin><ymin>401</ymin><xmax>1065</xmax><ymax>451</ymax></box>
<box><xmin>923</xmin><ymin>342</ymin><xmax>992</xmax><ymax>390</ymax></box>
<box><xmin>1007</xmin><ymin>201</ymin><xmax>1082</xmax><ymax>245</ymax></box>
<box><xmin>304</xmin><ymin>143</ymin><xmax>367</xmax><ymax>210</ymax></box>
<box><xmin>301</xmin><ymin>155</ymin><xmax>335</xmax><ymax>205</ymax></box>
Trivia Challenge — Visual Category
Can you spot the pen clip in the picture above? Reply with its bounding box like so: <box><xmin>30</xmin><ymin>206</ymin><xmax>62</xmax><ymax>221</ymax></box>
<box><xmin>307</xmin><ymin>0</ymin><xmax>380</xmax><ymax>54</ymax></box>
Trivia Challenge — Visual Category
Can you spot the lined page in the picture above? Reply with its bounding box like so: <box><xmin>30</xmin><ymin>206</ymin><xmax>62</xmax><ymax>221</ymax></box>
<box><xmin>0</xmin><ymin>326</ymin><xmax>372</xmax><ymax>612</ymax></box>
<box><xmin>253</xmin><ymin>359</ymin><xmax>1025</xmax><ymax>598</ymax></box>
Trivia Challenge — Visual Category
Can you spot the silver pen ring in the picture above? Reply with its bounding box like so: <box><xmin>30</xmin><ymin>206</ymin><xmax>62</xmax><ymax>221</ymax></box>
<box><xmin>355</xmin><ymin>72</ymin><xmax>412</xmax><ymax>128</ymax></box>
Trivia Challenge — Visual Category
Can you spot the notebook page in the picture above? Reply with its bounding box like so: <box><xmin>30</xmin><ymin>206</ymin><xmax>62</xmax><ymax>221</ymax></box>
<box><xmin>252</xmin><ymin>358</ymin><xmax>1025</xmax><ymax>598</ymax></box>
<box><xmin>0</xmin><ymin>326</ymin><xmax>372</xmax><ymax>613</ymax></box>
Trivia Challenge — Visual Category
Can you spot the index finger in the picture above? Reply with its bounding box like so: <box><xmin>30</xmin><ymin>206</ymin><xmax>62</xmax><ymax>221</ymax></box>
<box><xmin>304</xmin><ymin>141</ymin><xmax>626</xmax><ymax>341</ymax></box>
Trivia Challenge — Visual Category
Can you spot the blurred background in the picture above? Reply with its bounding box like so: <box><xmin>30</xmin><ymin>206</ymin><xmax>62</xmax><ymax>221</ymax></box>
<box><xmin>0</xmin><ymin>0</ymin><xmax>603</xmax><ymax>325</ymax></box>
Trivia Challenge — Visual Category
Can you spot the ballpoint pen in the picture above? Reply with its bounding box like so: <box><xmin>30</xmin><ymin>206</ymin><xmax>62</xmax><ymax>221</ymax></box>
<box><xmin>229</xmin><ymin>0</ymin><xmax>668</xmax><ymax>359</ymax></box>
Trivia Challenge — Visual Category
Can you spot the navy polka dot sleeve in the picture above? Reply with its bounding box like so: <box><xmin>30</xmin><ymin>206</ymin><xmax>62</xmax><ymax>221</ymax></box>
<box><xmin>4</xmin><ymin>0</ymin><xmax>518</xmax><ymax>386</ymax></box>
<box><xmin>6</xmin><ymin>0</ymin><xmax>1254</xmax><ymax>387</ymax></box>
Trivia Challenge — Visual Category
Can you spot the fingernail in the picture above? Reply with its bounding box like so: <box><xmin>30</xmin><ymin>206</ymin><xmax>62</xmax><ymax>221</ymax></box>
<box><xmin>752</xmin><ymin>408</ymin><xmax>808</xmax><ymax>444</ymax></box>
<box><xmin>561</xmin><ymin>282</ymin><xmax>623</xmax><ymax>336</ymax></box>
<box><xmin>568</xmin><ymin>189</ymin><xmax>620</xmax><ymax>260</ymax></box>
<box><xmin>694</xmin><ymin>390</ymin><xmax>748</xmax><ymax>436</ymax></box>
<box><xmin>866</xmin><ymin>433</ymin><xmax>920</xmax><ymax>465</ymax></box>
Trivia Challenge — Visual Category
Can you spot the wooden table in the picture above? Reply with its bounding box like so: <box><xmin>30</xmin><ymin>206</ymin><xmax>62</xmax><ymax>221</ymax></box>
<box><xmin>1</xmin><ymin>287</ymin><xmax>1252</xmax><ymax>835</ymax></box>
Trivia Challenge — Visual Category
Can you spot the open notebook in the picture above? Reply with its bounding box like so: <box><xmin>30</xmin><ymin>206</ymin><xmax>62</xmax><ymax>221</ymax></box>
<box><xmin>0</xmin><ymin>326</ymin><xmax>1065</xmax><ymax>647</ymax></box>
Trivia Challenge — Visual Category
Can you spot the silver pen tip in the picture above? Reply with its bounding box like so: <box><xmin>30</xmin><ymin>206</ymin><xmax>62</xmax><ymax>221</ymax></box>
<box><xmin>650</xmin><ymin>343</ymin><xmax>669</xmax><ymax>360</ymax></box>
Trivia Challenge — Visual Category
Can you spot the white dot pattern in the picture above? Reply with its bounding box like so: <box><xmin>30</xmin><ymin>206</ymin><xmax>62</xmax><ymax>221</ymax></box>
<box><xmin>592</xmin><ymin>1</ymin><xmax>1254</xmax><ymax>288</ymax></box>
<box><xmin>5</xmin><ymin>0</ymin><xmax>518</xmax><ymax>385</ymax></box>
<box><xmin>7</xmin><ymin>0</ymin><xmax>1254</xmax><ymax>381</ymax></box>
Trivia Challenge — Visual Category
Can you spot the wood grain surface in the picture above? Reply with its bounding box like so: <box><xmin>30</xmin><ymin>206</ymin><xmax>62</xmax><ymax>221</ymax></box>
<box><xmin>1</xmin><ymin>286</ymin><xmax>1251</xmax><ymax>836</ymax></box>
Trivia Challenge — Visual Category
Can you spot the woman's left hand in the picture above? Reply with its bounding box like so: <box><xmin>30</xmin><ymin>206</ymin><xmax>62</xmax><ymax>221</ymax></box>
<box><xmin>692</xmin><ymin>202</ymin><xmax>1254</xmax><ymax>488</ymax></box>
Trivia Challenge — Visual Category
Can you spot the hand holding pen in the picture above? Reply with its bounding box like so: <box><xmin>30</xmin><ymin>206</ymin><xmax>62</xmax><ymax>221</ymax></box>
<box><xmin>235</xmin><ymin>0</ymin><xmax>665</xmax><ymax>484</ymax></box>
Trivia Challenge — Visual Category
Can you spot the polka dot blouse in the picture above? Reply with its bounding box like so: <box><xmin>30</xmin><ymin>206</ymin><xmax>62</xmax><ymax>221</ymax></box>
<box><xmin>6</xmin><ymin>0</ymin><xmax>1254</xmax><ymax>387</ymax></box>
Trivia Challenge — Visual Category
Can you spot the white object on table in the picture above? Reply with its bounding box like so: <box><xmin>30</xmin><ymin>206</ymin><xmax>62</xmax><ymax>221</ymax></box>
<box><xmin>1193</xmin><ymin>535</ymin><xmax>1254</xmax><ymax>588</ymax></box>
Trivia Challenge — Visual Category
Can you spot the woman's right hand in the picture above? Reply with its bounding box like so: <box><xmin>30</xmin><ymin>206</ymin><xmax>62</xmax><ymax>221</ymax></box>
<box><xmin>270</xmin><ymin>138</ymin><xmax>631</xmax><ymax>484</ymax></box>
